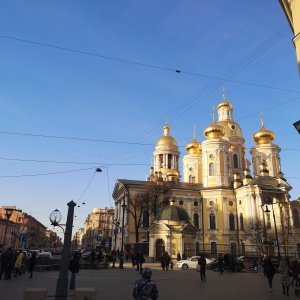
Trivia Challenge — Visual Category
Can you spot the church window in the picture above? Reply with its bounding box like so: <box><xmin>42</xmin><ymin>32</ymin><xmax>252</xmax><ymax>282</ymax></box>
<box><xmin>229</xmin><ymin>201</ymin><xmax>233</xmax><ymax>206</ymax></box>
<box><xmin>209</xmin><ymin>154</ymin><xmax>214</xmax><ymax>159</ymax></box>
<box><xmin>209</xmin><ymin>212</ymin><xmax>216</xmax><ymax>229</ymax></box>
<box><xmin>209</xmin><ymin>201</ymin><xmax>214</xmax><ymax>207</ymax></box>
<box><xmin>293</xmin><ymin>209</ymin><xmax>300</xmax><ymax>228</ymax></box>
<box><xmin>211</xmin><ymin>242</ymin><xmax>217</xmax><ymax>255</ymax></box>
<box><xmin>179</xmin><ymin>200</ymin><xmax>184</xmax><ymax>206</ymax></box>
<box><xmin>240</xmin><ymin>213</ymin><xmax>244</xmax><ymax>230</ymax></box>
<box><xmin>193</xmin><ymin>213</ymin><xmax>199</xmax><ymax>229</ymax></box>
<box><xmin>142</xmin><ymin>210</ymin><xmax>149</xmax><ymax>227</ymax></box>
<box><xmin>168</xmin><ymin>154</ymin><xmax>172</xmax><ymax>168</ymax></box>
<box><xmin>233</xmin><ymin>154</ymin><xmax>238</xmax><ymax>168</ymax></box>
<box><xmin>209</xmin><ymin>163</ymin><xmax>215</xmax><ymax>176</ymax></box>
<box><xmin>229</xmin><ymin>213</ymin><xmax>235</xmax><ymax>230</ymax></box>
<box><xmin>189</xmin><ymin>175</ymin><xmax>193</xmax><ymax>183</ymax></box>
<box><xmin>159</xmin><ymin>154</ymin><xmax>163</xmax><ymax>168</ymax></box>
<box><xmin>194</xmin><ymin>201</ymin><xmax>198</xmax><ymax>207</ymax></box>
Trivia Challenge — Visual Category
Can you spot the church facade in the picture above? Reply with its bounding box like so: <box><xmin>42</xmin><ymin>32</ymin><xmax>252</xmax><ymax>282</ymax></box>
<box><xmin>112</xmin><ymin>94</ymin><xmax>298</xmax><ymax>261</ymax></box>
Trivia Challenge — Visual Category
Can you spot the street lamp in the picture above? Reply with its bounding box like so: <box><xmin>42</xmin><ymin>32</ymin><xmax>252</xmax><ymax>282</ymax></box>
<box><xmin>50</xmin><ymin>200</ymin><xmax>76</xmax><ymax>300</ymax></box>
<box><xmin>119</xmin><ymin>196</ymin><xmax>127</xmax><ymax>269</ymax></box>
<box><xmin>293</xmin><ymin>120</ymin><xmax>300</xmax><ymax>134</ymax></box>
<box><xmin>263</xmin><ymin>197</ymin><xmax>281</xmax><ymax>259</ymax></box>
<box><xmin>113</xmin><ymin>219</ymin><xmax>120</xmax><ymax>250</ymax></box>
<box><xmin>2</xmin><ymin>208</ymin><xmax>15</xmax><ymax>249</ymax></box>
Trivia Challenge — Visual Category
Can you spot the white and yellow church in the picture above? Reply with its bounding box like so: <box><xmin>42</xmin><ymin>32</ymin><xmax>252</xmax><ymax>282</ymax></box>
<box><xmin>112</xmin><ymin>94</ymin><xmax>298</xmax><ymax>261</ymax></box>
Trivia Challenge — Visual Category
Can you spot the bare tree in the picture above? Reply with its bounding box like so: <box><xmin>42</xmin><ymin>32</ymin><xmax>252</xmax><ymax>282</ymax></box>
<box><xmin>242</xmin><ymin>218</ymin><xmax>275</xmax><ymax>255</ymax></box>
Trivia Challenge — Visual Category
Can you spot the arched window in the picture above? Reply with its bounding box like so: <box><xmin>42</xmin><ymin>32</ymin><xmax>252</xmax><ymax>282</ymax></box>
<box><xmin>193</xmin><ymin>213</ymin><xmax>199</xmax><ymax>229</ymax></box>
<box><xmin>189</xmin><ymin>174</ymin><xmax>193</xmax><ymax>183</ymax></box>
<box><xmin>209</xmin><ymin>163</ymin><xmax>215</xmax><ymax>176</ymax></box>
<box><xmin>293</xmin><ymin>208</ymin><xmax>300</xmax><ymax>228</ymax></box>
<box><xmin>240</xmin><ymin>213</ymin><xmax>244</xmax><ymax>230</ymax></box>
<box><xmin>233</xmin><ymin>154</ymin><xmax>238</xmax><ymax>168</ymax></box>
<box><xmin>209</xmin><ymin>212</ymin><xmax>216</xmax><ymax>229</ymax></box>
<box><xmin>229</xmin><ymin>213</ymin><xmax>235</xmax><ymax>230</ymax></box>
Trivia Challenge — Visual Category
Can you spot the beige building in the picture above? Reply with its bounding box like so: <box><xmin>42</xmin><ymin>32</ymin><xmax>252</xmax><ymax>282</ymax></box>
<box><xmin>81</xmin><ymin>207</ymin><xmax>114</xmax><ymax>250</ymax></box>
<box><xmin>113</xmin><ymin>94</ymin><xmax>297</xmax><ymax>261</ymax></box>
<box><xmin>279</xmin><ymin>0</ymin><xmax>300</xmax><ymax>75</ymax></box>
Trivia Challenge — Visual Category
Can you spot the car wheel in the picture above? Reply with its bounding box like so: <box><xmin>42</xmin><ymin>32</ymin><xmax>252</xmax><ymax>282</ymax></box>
<box><xmin>182</xmin><ymin>264</ymin><xmax>188</xmax><ymax>270</ymax></box>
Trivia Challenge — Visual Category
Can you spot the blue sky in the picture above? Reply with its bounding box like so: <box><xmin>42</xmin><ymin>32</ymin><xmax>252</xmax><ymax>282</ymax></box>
<box><xmin>0</xmin><ymin>1</ymin><xmax>299</xmax><ymax>239</ymax></box>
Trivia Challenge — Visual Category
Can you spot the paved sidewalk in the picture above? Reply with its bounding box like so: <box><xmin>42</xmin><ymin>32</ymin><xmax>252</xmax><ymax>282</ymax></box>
<box><xmin>0</xmin><ymin>262</ymin><xmax>299</xmax><ymax>300</ymax></box>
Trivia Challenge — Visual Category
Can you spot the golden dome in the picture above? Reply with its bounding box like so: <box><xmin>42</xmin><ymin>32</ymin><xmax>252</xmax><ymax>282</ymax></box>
<box><xmin>185</xmin><ymin>125</ymin><xmax>201</xmax><ymax>154</ymax></box>
<box><xmin>156</xmin><ymin>122</ymin><xmax>178</xmax><ymax>146</ymax></box>
<box><xmin>217</xmin><ymin>120</ymin><xmax>243</xmax><ymax>138</ymax></box>
<box><xmin>204</xmin><ymin>115</ymin><xmax>225</xmax><ymax>139</ymax></box>
<box><xmin>253</xmin><ymin>119</ymin><xmax>275</xmax><ymax>145</ymax></box>
<box><xmin>217</xmin><ymin>97</ymin><xmax>233</xmax><ymax>110</ymax></box>
<box><xmin>166</xmin><ymin>170</ymin><xmax>179</xmax><ymax>177</ymax></box>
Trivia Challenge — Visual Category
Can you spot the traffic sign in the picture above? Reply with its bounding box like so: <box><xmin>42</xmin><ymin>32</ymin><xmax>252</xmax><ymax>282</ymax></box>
<box><xmin>19</xmin><ymin>234</ymin><xmax>26</xmax><ymax>241</ymax></box>
<box><xmin>96</xmin><ymin>236</ymin><xmax>102</xmax><ymax>242</ymax></box>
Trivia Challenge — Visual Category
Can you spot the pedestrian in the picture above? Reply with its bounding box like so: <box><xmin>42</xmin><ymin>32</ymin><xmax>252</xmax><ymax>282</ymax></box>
<box><xmin>131</xmin><ymin>251</ymin><xmax>136</xmax><ymax>268</ymax></box>
<box><xmin>0</xmin><ymin>248</ymin><xmax>13</xmax><ymax>280</ymax></box>
<box><xmin>161</xmin><ymin>252</ymin><xmax>166</xmax><ymax>270</ymax></box>
<box><xmin>111</xmin><ymin>248</ymin><xmax>117</xmax><ymax>268</ymax></box>
<box><xmin>290</xmin><ymin>258</ymin><xmax>299</xmax><ymax>286</ymax></box>
<box><xmin>224</xmin><ymin>253</ymin><xmax>230</xmax><ymax>272</ymax></box>
<box><xmin>13</xmin><ymin>251</ymin><xmax>23</xmax><ymax>277</ymax></box>
<box><xmin>28</xmin><ymin>252</ymin><xmax>37</xmax><ymax>278</ymax></box>
<box><xmin>170</xmin><ymin>258</ymin><xmax>174</xmax><ymax>270</ymax></box>
<box><xmin>177</xmin><ymin>253</ymin><xmax>181</xmax><ymax>261</ymax></box>
<box><xmin>90</xmin><ymin>250</ymin><xmax>96</xmax><ymax>269</ymax></box>
<box><xmin>280</xmin><ymin>257</ymin><xmax>291</xmax><ymax>296</ymax></box>
<box><xmin>135</xmin><ymin>251</ymin><xmax>140</xmax><ymax>272</ymax></box>
<box><xmin>218</xmin><ymin>253</ymin><xmax>224</xmax><ymax>274</ymax></box>
<box><xmin>263</xmin><ymin>255</ymin><xmax>276</xmax><ymax>292</ymax></box>
<box><xmin>125</xmin><ymin>250</ymin><xmax>130</xmax><ymax>261</ymax></box>
<box><xmin>182</xmin><ymin>252</ymin><xmax>186</xmax><ymax>260</ymax></box>
<box><xmin>198</xmin><ymin>254</ymin><xmax>207</xmax><ymax>282</ymax></box>
<box><xmin>165</xmin><ymin>252</ymin><xmax>170</xmax><ymax>270</ymax></box>
<box><xmin>132</xmin><ymin>268</ymin><xmax>158</xmax><ymax>300</ymax></box>
<box><xmin>138</xmin><ymin>250</ymin><xmax>145</xmax><ymax>274</ymax></box>
<box><xmin>69</xmin><ymin>252</ymin><xmax>80</xmax><ymax>290</ymax></box>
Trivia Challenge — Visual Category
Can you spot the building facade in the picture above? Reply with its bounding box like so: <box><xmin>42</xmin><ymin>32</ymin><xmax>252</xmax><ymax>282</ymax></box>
<box><xmin>112</xmin><ymin>94</ymin><xmax>297</xmax><ymax>261</ymax></box>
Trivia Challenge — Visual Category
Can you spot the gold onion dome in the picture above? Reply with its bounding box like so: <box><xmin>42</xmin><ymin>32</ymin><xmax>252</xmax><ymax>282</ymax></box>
<box><xmin>156</xmin><ymin>122</ymin><xmax>178</xmax><ymax>147</ymax></box>
<box><xmin>217</xmin><ymin>97</ymin><xmax>233</xmax><ymax>110</ymax></box>
<box><xmin>253</xmin><ymin>119</ymin><xmax>275</xmax><ymax>145</ymax></box>
<box><xmin>204</xmin><ymin>115</ymin><xmax>225</xmax><ymax>139</ymax></box>
<box><xmin>185</xmin><ymin>126</ymin><xmax>201</xmax><ymax>154</ymax></box>
<box><xmin>166</xmin><ymin>170</ymin><xmax>179</xmax><ymax>177</ymax></box>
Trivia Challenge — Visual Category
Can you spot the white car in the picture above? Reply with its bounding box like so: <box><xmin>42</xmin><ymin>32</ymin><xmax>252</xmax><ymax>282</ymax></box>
<box><xmin>176</xmin><ymin>256</ymin><xmax>212</xmax><ymax>270</ymax></box>
<box><xmin>37</xmin><ymin>252</ymin><xmax>53</xmax><ymax>259</ymax></box>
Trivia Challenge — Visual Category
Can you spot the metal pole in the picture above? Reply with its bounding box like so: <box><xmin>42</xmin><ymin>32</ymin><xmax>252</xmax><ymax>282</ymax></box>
<box><xmin>272</xmin><ymin>204</ymin><xmax>281</xmax><ymax>259</ymax></box>
<box><xmin>119</xmin><ymin>196</ymin><xmax>126</xmax><ymax>269</ymax></box>
<box><xmin>55</xmin><ymin>200</ymin><xmax>76</xmax><ymax>300</ymax></box>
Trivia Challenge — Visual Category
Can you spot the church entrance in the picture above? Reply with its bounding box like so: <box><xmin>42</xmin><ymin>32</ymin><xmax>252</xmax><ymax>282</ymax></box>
<box><xmin>155</xmin><ymin>239</ymin><xmax>165</xmax><ymax>262</ymax></box>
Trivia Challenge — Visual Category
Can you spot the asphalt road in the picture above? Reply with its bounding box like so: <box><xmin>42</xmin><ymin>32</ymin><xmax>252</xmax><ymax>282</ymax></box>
<box><xmin>0</xmin><ymin>262</ymin><xmax>298</xmax><ymax>300</ymax></box>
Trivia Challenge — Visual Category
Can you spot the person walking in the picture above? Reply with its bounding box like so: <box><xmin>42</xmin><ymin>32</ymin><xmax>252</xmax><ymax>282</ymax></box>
<box><xmin>177</xmin><ymin>253</ymin><xmax>181</xmax><ymax>261</ymax></box>
<box><xmin>13</xmin><ymin>251</ymin><xmax>23</xmax><ymax>277</ymax></box>
<box><xmin>28</xmin><ymin>252</ymin><xmax>37</xmax><ymax>278</ymax></box>
<box><xmin>0</xmin><ymin>248</ymin><xmax>13</xmax><ymax>280</ymax></box>
<box><xmin>263</xmin><ymin>256</ymin><xmax>276</xmax><ymax>292</ymax></box>
<box><xmin>69</xmin><ymin>252</ymin><xmax>80</xmax><ymax>290</ymax></box>
<box><xmin>133</xmin><ymin>268</ymin><xmax>158</xmax><ymax>300</ymax></box>
<box><xmin>280</xmin><ymin>257</ymin><xmax>291</xmax><ymax>296</ymax></box>
<box><xmin>138</xmin><ymin>250</ymin><xmax>145</xmax><ymax>274</ymax></box>
<box><xmin>198</xmin><ymin>254</ymin><xmax>207</xmax><ymax>282</ymax></box>
<box><xmin>218</xmin><ymin>253</ymin><xmax>224</xmax><ymax>274</ymax></box>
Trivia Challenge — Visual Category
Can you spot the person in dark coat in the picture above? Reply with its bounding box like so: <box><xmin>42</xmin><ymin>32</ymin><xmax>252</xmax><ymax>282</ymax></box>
<box><xmin>0</xmin><ymin>248</ymin><xmax>13</xmax><ymax>280</ymax></box>
<box><xmin>69</xmin><ymin>252</ymin><xmax>80</xmax><ymax>290</ymax></box>
<box><xmin>133</xmin><ymin>268</ymin><xmax>158</xmax><ymax>300</ymax></box>
<box><xmin>135</xmin><ymin>251</ymin><xmax>140</xmax><ymax>272</ymax></box>
<box><xmin>177</xmin><ymin>253</ymin><xmax>181</xmax><ymax>261</ymax></box>
<box><xmin>138</xmin><ymin>251</ymin><xmax>145</xmax><ymax>274</ymax></box>
<box><xmin>198</xmin><ymin>254</ymin><xmax>207</xmax><ymax>282</ymax></box>
<box><xmin>263</xmin><ymin>256</ymin><xmax>276</xmax><ymax>292</ymax></box>
<box><xmin>218</xmin><ymin>253</ymin><xmax>224</xmax><ymax>274</ymax></box>
<box><xmin>28</xmin><ymin>252</ymin><xmax>37</xmax><ymax>278</ymax></box>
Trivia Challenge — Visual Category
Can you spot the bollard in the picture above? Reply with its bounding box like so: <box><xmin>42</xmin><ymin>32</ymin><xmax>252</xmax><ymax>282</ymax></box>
<box><xmin>74</xmin><ymin>288</ymin><xmax>97</xmax><ymax>300</ymax></box>
<box><xmin>23</xmin><ymin>288</ymin><xmax>47</xmax><ymax>300</ymax></box>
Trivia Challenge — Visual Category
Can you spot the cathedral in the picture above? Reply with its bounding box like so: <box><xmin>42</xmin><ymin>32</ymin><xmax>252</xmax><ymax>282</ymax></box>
<box><xmin>112</xmin><ymin>93</ymin><xmax>297</xmax><ymax>261</ymax></box>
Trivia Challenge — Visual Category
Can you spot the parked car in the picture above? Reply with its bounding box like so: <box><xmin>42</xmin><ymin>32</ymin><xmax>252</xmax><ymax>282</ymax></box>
<box><xmin>206</xmin><ymin>258</ymin><xmax>245</xmax><ymax>272</ymax></box>
<box><xmin>37</xmin><ymin>252</ymin><xmax>53</xmax><ymax>259</ymax></box>
<box><xmin>176</xmin><ymin>256</ymin><xmax>212</xmax><ymax>270</ymax></box>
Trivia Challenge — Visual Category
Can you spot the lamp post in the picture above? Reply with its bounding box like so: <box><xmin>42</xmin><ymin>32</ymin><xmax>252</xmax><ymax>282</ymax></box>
<box><xmin>119</xmin><ymin>196</ymin><xmax>127</xmax><ymax>269</ymax></box>
<box><xmin>2</xmin><ymin>208</ymin><xmax>15</xmax><ymax>249</ymax></box>
<box><xmin>263</xmin><ymin>197</ymin><xmax>281</xmax><ymax>259</ymax></box>
<box><xmin>50</xmin><ymin>200</ymin><xmax>76</xmax><ymax>300</ymax></box>
<box><xmin>113</xmin><ymin>219</ymin><xmax>120</xmax><ymax>250</ymax></box>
